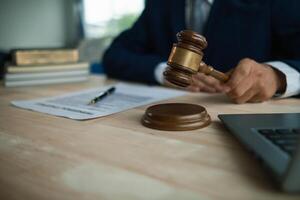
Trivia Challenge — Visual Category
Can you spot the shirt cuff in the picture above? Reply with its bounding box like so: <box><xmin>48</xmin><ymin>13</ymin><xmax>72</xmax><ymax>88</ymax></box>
<box><xmin>266</xmin><ymin>61</ymin><xmax>300</xmax><ymax>98</ymax></box>
<box><xmin>154</xmin><ymin>61</ymin><xmax>168</xmax><ymax>84</ymax></box>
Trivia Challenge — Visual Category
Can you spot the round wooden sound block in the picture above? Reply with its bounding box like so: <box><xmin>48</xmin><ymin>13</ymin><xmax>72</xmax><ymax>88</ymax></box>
<box><xmin>141</xmin><ymin>103</ymin><xmax>211</xmax><ymax>131</ymax></box>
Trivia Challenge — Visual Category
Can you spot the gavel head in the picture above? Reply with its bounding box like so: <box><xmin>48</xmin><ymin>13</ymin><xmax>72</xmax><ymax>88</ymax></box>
<box><xmin>164</xmin><ymin>30</ymin><xmax>208</xmax><ymax>87</ymax></box>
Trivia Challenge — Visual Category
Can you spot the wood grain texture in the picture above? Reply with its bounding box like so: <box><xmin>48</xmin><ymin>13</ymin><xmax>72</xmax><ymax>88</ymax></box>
<box><xmin>0</xmin><ymin>75</ymin><xmax>300</xmax><ymax>200</ymax></box>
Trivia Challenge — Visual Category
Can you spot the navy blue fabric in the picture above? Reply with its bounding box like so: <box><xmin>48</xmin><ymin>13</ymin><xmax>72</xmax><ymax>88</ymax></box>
<box><xmin>103</xmin><ymin>0</ymin><xmax>300</xmax><ymax>84</ymax></box>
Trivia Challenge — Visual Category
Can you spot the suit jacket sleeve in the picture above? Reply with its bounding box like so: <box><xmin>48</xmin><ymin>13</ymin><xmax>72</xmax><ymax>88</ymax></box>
<box><xmin>272</xmin><ymin>0</ymin><xmax>300</xmax><ymax>72</ymax></box>
<box><xmin>102</xmin><ymin>1</ymin><xmax>165</xmax><ymax>84</ymax></box>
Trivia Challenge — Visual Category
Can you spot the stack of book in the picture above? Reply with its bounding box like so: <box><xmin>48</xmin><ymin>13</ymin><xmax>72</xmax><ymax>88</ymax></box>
<box><xmin>4</xmin><ymin>49</ymin><xmax>89</xmax><ymax>87</ymax></box>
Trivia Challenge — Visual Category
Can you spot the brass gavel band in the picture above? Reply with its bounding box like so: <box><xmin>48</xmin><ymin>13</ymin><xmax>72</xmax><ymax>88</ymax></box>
<box><xmin>168</xmin><ymin>46</ymin><xmax>202</xmax><ymax>72</ymax></box>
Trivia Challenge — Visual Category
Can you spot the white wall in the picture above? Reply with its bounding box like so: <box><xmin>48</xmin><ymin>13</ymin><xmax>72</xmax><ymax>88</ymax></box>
<box><xmin>0</xmin><ymin>0</ymin><xmax>80</xmax><ymax>51</ymax></box>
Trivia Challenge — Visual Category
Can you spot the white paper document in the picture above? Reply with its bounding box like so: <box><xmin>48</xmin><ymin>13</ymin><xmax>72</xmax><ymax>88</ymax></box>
<box><xmin>11</xmin><ymin>83</ymin><xmax>187</xmax><ymax>120</ymax></box>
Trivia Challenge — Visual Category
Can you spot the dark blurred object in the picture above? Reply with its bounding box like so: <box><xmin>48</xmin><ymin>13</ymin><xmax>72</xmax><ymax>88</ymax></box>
<box><xmin>90</xmin><ymin>62</ymin><xmax>104</xmax><ymax>74</ymax></box>
<box><xmin>0</xmin><ymin>51</ymin><xmax>9</xmax><ymax>79</ymax></box>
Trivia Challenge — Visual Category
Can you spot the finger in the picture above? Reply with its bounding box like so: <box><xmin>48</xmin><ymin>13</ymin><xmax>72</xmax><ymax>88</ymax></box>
<box><xmin>195</xmin><ymin>73</ymin><xmax>224</xmax><ymax>92</ymax></box>
<box><xmin>246</xmin><ymin>80</ymin><xmax>273</xmax><ymax>103</ymax></box>
<box><xmin>193</xmin><ymin>75</ymin><xmax>219</xmax><ymax>93</ymax></box>
<box><xmin>248</xmin><ymin>94</ymin><xmax>264</xmax><ymax>103</ymax></box>
<box><xmin>195</xmin><ymin>73</ymin><xmax>218</xmax><ymax>85</ymax></box>
<box><xmin>187</xmin><ymin>76</ymin><xmax>206</xmax><ymax>92</ymax></box>
<box><xmin>186</xmin><ymin>85</ymin><xmax>200</xmax><ymax>92</ymax></box>
<box><xmin>248</xmin><ymin>92</ymin><xmax>270</xmax><ymax>103</ymax></box>
<box><xmin>200</xmin><ymin>85</ymin><xmax>217</xmax><ymax>93</ymax></box>
<box><xmin>226</xmin><ymin>76</ymin><xmax>253</xmax><ymax>99</ymax></box>
<box><xmin>231</xmin><ymin>88</ymin><xmax>256</xmax><ymax>104</ymax></box>
<box><xmin>225</xmin><ymin>58</ymin><xmax>253</xmax><ymax>90</ymax></box>
<box><xmin>190</xmin><ymin>78</ymin><xmax>218</xmax><ymax>93</ymax></box>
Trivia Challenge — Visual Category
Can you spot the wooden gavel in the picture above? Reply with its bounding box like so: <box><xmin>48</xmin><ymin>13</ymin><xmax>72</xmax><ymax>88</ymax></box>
<box><xmin>164</xmin><ymin>30</ymin><xmax>229</xmax><ymax>87</ymax></box>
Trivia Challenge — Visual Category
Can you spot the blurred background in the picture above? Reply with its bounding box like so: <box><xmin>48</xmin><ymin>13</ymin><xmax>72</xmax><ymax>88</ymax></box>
<box><xmin>0</xmin><ymin>0</ymin><xmax>144</xmax><ymax>77</ymax></box>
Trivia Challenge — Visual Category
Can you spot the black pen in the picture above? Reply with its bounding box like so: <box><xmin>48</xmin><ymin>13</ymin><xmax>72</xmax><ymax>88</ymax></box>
<box><xmin>88</xmin><ymin>86</ymin><xmax>116</xmax><ymax>105</ymax></box>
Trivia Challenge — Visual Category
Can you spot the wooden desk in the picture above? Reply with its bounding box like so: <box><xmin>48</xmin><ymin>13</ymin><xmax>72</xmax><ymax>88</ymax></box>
<box><xmin>1</xmin><ymin>75</ymin><xmax>300</xmax><ymax>200</ymax></box>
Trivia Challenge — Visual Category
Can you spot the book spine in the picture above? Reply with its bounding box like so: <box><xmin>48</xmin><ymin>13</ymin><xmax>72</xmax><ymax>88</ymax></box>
<box><xmin>13</xmin><ymin>49</ymin><xmax>79</xmax><ymax>66</ymax></box>
<box><xmin>6</xmin><ymin>63</ymin><xmax>89</xmax><ymax>73</ymax></box>
<box><xmin>5</xmin><ymin>76</ymin><xmax>88</xmax><ymax>87</ymax></box>
<box><xmin>5</xmin><ymin>70</ymin><xmax>89</xmax><ymax>81</ymax></box>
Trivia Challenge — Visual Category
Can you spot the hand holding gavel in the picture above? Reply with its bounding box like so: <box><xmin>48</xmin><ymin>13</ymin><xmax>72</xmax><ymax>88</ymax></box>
<box><xmin>164</xmin><ymin>30</ymin><xmax>287</xmax><ymax>104</ymax></box>
<box><xmin>164</xmin><ymin>30</ymin><xmax>229</xmax><ymax>87</ymax></box>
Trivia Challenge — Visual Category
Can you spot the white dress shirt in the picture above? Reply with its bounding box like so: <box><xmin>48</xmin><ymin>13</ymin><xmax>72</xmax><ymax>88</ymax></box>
<box><xmin>154</xmin><ymin>0</ymin><xmax>300</xmax><ymax>97</ymax></box>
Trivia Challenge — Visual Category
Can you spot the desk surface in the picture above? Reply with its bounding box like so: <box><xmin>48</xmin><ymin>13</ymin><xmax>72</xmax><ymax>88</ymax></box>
<box><xmin>1</xmin><ymin>75</ymin><xmax>300</xmax><ymax>200</ymax></box>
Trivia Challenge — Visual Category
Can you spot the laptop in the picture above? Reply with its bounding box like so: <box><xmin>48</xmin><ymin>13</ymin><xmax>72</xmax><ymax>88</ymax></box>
<box><xmin>218</xmin><ymin>113</ymin><xmax>300</xmax><ymax>192</ymax></box>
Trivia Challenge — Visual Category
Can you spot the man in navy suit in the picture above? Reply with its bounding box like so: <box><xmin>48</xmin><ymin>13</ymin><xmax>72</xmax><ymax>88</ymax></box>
<box><xmin>103</xmin><ymin>0</ymin><xmax>300</xmax><ymax>103</ymax></box>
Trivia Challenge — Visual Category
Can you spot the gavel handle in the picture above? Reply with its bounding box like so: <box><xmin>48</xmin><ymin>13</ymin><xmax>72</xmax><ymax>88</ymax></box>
<box><xmin>209</xmin><ymin>68</ymin><xmax>229</xmax><ymax>82</ymax></box>
<box><xmin>199</xmin><ymin>62</ymin><xmax>229</xmax><ymax>82</ymax></box>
